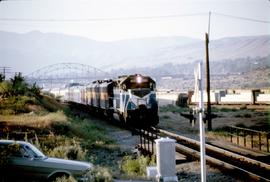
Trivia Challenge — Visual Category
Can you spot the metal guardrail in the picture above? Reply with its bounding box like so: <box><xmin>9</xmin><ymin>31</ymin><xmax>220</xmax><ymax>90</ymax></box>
<box><xmin>229</xmin><ymin>126</ymin><xmax>270</xmax><ymax>153</ymax></box>
<box><xmin>137</xmin><ymin>128</ymin><xmax>159</xmax><ymax>155</ymax></box>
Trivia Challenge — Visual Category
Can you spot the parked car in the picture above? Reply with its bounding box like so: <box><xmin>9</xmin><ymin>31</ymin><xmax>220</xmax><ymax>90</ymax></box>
<box><xmin>0</xmin><ymin>140</ymin><xmax>92</xmax><ymax>182</ymax></box>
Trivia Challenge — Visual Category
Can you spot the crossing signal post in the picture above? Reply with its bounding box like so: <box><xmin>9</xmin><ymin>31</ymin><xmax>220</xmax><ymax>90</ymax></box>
<box><xmin>194</xmin><ymin>61</ymin><xmax>206</xmax><ymax>182</ymax></box>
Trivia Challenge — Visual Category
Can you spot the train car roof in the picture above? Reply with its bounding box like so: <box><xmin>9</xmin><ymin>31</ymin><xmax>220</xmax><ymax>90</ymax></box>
<box><xmin>99</xmin><ymin>81</ymin><xmax>114</xmax><ymax>88</ymax></box>
<box><xmin>117</xmin><ymin>74</ymin><xmax>155</xmax><ymax>85</ymax></box>
<box><xmin>85</xmin><ymin>79</ymin><xmax>114</xmax><ymax>88</ymax></box>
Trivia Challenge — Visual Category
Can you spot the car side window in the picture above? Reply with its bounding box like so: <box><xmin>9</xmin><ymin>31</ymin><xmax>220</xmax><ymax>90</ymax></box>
<box><xmin>24</xmin><ymin>145</ymin><xmax>35</xmax><ymax>157</ymax></box>
<box><xmin>7</xmin><ymin>144</ymin><xmax>27</xmax><ymax>158</ymax></box>
<box><xmin>19</xmin><ymin>147</ymin><xmax>29</xmax><ymax>158</ymax></box>
<box><xmin>10</xmin><ymin>147</ymin><xmax>24</xmax><ymax>157</ymax></box>
<box><xmin>0</xmin><ymin>144</ymin><xmax>9</xmax><ymax>155</ymax></box>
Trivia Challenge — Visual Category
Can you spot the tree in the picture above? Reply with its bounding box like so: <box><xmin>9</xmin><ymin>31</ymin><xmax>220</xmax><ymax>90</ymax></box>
<box><xmin>10</xmin><ymin>72</ymin><xmax>28</xmax><ymax>96</ymax></box>
<box><xmin>29</xmin><ymin>83</ymin><xmax>41</xmax><ymax>97</ymax></box>
<box><xmin>0</xmin><ymin>73</ymin><xmax>5</xmax><ymax>82</ymax></box>
<box><xmin>0</xmin><ymin>81</ymin><xmax>12</xmax><ymax>98</ymax></box>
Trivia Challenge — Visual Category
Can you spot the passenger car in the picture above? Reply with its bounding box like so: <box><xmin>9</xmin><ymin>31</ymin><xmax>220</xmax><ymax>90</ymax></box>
<box><xmin>0</xmin><ymin>140</ymin><xmax>92</xmax><ymax>182</ymax></box>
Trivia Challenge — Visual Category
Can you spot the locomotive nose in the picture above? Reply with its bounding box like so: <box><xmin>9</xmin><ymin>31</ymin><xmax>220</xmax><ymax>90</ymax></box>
<box><xmin>138</xmin><ymin>104</ymin><xmax>147</xmax><ymax>119</ymax></box>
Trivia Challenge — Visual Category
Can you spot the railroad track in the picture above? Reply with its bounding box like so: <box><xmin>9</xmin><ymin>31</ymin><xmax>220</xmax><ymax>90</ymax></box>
<box><xmin>137</xmin><ymin>127</ymin><xmax>270</xmax><ymax>182</ymax></box>
<box><xmin>66</xmin><ymin>101</ymin><xmax>270</xmax><ymax>181</ymax></box>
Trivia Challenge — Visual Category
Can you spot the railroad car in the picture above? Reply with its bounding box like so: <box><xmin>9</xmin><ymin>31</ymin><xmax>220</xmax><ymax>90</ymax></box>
<box><xmin>83</xmin><ymin>74</ymin><xmax>159</xmax><ymax>127</ymax></box>
<box><xmin>188</xmin><ymin>89</ymin><xmax>270</xmax><ymax>105</ymax></box>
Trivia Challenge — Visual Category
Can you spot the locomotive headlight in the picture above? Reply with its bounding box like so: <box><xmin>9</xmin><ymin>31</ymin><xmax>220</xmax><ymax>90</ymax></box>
<box><xmin>136</xmin><ymin>76</ymin><xmax>142</xmax><ymax>84</ymax></box>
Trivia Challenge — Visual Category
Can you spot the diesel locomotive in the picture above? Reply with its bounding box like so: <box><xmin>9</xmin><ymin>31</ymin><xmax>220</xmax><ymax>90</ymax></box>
<box><xmin>80</xmin><ymin>74</ymin><xmax>159</xmax><ymax>127</ymax></box>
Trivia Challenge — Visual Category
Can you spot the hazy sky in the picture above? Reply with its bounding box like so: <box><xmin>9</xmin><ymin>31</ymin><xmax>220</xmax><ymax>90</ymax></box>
<box><xmin>0</xmin><ymin>0</ymin><xmax>270</xmax><ymax>41</ymax></box>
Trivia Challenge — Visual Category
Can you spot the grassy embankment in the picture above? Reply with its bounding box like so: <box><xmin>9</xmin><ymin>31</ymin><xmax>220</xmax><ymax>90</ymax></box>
<box><xmin>159</xmin><ymin>104</ymin><xmax>270</xmax><ymax>151</ymax></box>
<box><xmin>0</xmin><ymin>95</ymin><xmax>114</xmax><ymax>180</ymax></box>
<box><xmin>0</xmin><ymin>74</ymin><xmax>155</xmax><ymax>181</ymax></box>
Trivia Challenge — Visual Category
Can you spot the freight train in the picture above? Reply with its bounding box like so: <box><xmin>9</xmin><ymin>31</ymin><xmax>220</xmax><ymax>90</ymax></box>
<box><xmin>51</xmin><ymin>74</ymin><xmax>159</xmax><ymax>127</ymax></box>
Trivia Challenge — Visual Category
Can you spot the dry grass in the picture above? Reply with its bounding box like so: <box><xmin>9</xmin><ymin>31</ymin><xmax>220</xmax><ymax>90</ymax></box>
<box><xmin>0</xmin><ymin>110</ymin><xmax>68</xmax><ymax>128</ymax></box>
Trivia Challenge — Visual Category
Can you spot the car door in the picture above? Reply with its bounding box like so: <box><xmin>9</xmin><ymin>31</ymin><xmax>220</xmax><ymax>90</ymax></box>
<box><xmin>7</xmin><ymin>144</ymin><xmax>38</xmax><ymax>180</ymax></box>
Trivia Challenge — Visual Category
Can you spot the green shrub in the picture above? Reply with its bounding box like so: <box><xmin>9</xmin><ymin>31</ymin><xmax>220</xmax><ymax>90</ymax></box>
<box><xmin>45</xmin><ymin>143</ymin><xmax>86</xmax><ymax>160</ymax></box>
<box><xmin>0</xmin><ymin>95</ymin><xmax>38</xmax><ymax>114</ymax></box>
<box><xmin>121</xmin><ymin>155</ymin><xmax>155</xmax><ymax>177</ymax></box>
<box><xmin>41</xmin><ymin>136</ymin><xmax>86</xmax><ymax>160</ymax></box>
<box><xmin>70</xmin><ymin>119</ymin><xmax>113</xmax><ymax>145</ymax></box>
<box><xmin>88</xmin><ymin>166</ymin><xmax>113</xmax><ymax>182</ymax></box>
<box><xmin>51</xmin><ymin>121</ymin><xmax>71</xmax><ymax>135</ymax></box>
<box><xmin>0</xmin><ymin>81</ymin><xmax>12</xmax><ymax>98</ymax></box>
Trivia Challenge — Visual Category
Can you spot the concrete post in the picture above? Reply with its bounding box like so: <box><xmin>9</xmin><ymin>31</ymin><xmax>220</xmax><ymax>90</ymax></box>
<box><xmin>155</xmin><ymin>137</ymin><xmax>178</xmax><ymax>182</ymax></box>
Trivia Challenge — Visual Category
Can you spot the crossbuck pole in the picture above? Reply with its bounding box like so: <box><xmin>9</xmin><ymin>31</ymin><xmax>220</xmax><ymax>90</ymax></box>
<box><xmin>196</xmin><ymin>61</ymin><xmax>206</xmax><ymax>182</ymax></box>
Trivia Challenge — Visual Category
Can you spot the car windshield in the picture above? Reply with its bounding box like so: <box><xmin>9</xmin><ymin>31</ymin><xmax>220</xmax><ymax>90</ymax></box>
<box><xmin>24</xmin><ymin>143</ymin><xmax>46</xmax><ymax>159</ymax></box>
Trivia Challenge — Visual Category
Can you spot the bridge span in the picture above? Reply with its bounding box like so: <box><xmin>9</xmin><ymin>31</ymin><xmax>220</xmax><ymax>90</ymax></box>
<box><xmin>26</xmin><ymin>63</ymin><xmax>112</xmax><ymax>89</ymax></box>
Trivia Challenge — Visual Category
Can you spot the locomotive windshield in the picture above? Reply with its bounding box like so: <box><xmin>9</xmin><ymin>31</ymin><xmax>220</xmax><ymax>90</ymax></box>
<box><xmin>125</xmin><ymin>76</ymin><xmax>155</xmax><ymax>90</ymax></box>
<box><xmin>131</xmin><ymin>89</ymin><xmax>151</xmax><ymax>97</ymax></box>
<box><xmin>119</xmin><ymin>75</ymin><xmax>156</xmax><ymax>96</ymax></box>
<box><xmin>129</xmin><ymin>82</ymin><xmax>155</xmax><ymax>90</ymax></box>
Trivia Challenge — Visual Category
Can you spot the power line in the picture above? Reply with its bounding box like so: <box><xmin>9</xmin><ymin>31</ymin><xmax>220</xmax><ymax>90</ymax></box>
<box><xmin>0</xmin><ymin>0</ymin><xmax>34</xmax><ymax>1</ymax></box>
<box><xmin>0</xmin><ymin>13</ymin><xmax>208</xmax><ymax>22</ymax></box>
<box><xmin>0</xmin><ymin>12</ymin><xmax>269</xmax><ymax>25</ymax></box>
<box><xmin>212</xmin><ymin>12</ymin><xmax>270</xmax><ymax>24</ymax></box>
<box><xmin>0</xmin><ymin>66</ymin><xmax>11</xmax><ymax>80</ymax></box>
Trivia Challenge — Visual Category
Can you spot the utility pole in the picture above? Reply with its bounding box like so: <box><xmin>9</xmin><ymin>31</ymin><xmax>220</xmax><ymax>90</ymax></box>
<box><xmin>205</xmin><ymin>11</ymin><xmax>212</xmax><ymax>131</ymax></box>
<box><xmin>0</xmin><ymin>66</ymin><xmax>11</xmax><ymax>80</ymax></box>
<box><xmin>205</xmin><ymin>33</ymin><xmax>212</xmax><ymax>131</ymax></box>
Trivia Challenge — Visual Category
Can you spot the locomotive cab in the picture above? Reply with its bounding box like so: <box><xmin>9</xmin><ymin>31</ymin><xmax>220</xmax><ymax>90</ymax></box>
<box><xmin>114</xmin><ymin>74</ymin><xmax>159</xmax><ymax>127</ymax></box>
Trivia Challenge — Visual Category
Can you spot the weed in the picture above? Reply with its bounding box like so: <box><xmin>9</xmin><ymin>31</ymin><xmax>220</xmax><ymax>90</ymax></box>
<box><xmin>51</xmin><ymin>121</ymin><xmax>71</xmax><ymax>135</ymax></box>
<box><xmin>70</xmin><ymin>119</ymin><xmax>113</xmax><ymax>145</ymax></box>
<box><xmin>121</xmin><ymin>155</ymin><xmax>155</xmax><ymax>177</ymax></box>
<box><xmin>88</xmin><ymin>166</ymin><xmax>113</xmax><ymax>182</ymax></box>
<box><xmin>46</xmin><ymin>144</ymin><xmax>86</xmax><ymax>160</ymax></box>
<box><xmin>38</xmin><ymin>95</ymin><xmax>65</xmax><ymax>112</ymax></box>
<box><xmin>54</xmin><ymin>176</ymin><xmax>76</xmax><ymax>182</ymax></box>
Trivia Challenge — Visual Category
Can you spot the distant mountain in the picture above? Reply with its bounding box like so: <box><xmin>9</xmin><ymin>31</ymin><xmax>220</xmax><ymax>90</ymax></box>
<box><xmin>0</xmin><ymin>31</ymin><xmax>269</xmax><ymax>75</ymax></box>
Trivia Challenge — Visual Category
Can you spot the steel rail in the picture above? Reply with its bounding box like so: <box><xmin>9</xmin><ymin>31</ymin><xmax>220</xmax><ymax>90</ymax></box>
<box><xmin>174</xmin><ymin>143</ymin><xmax>269</xmax><ymax>182</ymax></box>
<box><xmin>153</xmin><ymin>128</ymin><xmax>270</xmax><ymax>181</ymax></box>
